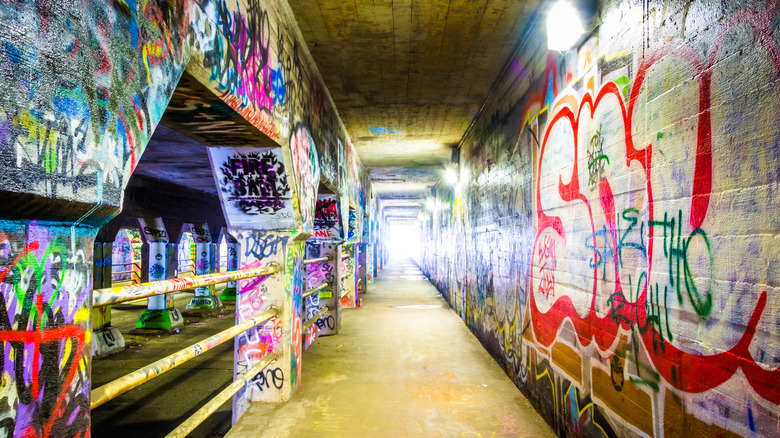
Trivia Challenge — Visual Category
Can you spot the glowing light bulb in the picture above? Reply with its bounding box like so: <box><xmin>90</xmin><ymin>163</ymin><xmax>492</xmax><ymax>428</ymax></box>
<box><xmin>547</xmin><ymin>1</ymin><xmax>585</xmax><ymax>51</ymax></box>
<box><xmin>445</xmin><ymin>167</ymin><xmax>458</xmax><ymax>185</ymax></box>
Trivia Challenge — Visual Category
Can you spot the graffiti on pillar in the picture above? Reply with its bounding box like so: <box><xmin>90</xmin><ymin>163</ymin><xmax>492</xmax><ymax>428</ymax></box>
<box><xmin>234</xmin><ymin>252</ymin><xmax>279</xmax><ymax>417</ymax></box>
<box><xmin>313</xmin><ymin>195</ymin><xmax>341</xmax><ymax>239</ymax></box>
<box><xmin>148</xmin><ymin>242</ymin><xmax>167</xmax><ymax>282</ymax></box>
<box><xmin>284</xmin><ymin>242</ymin><xmax>305</xmax><ymax>388</ymax></box>
<box><xmin>208</xmin><ymin>147</ymin><xmax>294</xmax><ymax>229</ymax></box>
<box><xmin>340</xmin><ymin>245</ymin><xmax>356</xmax><ymax>308</ymax></box>
<box><xmin>417</xmin><ymin>1</ymin><xmax>780</xmax><ymax>437</ymax></box>
<box><xmin>346</xmin><ymin>209</ymin><xmax>358</xmax><ymax>241</ymax></box>
<box><xmin>0</xmin><ymin>222</ymin><xmax>94</xmax><ymax>438</ymax></box>
<box><xmin>290</xmin><ymin>124</ymin><xmax>320</xmax><ymax>232</ymax></box>
<box><xmin>243</xmin><ymin>232</ymin><xmax>290</xmax><ymax>260</ymax></box>
<box><xmin>189</xmin><ymin>224</ymin><xmax>211</xmax><ymax>243</ymax></box>
<box><xmin>0</xmin><ymin>0</ymin><xmax>195</xmax><ymax>207</ymax></box>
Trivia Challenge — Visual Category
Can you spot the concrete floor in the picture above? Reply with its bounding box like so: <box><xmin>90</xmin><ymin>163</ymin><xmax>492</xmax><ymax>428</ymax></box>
<box><xmin>227</xmin><ymin>258</ymin><xmax>555</xmax><ymax>438</ymax></box>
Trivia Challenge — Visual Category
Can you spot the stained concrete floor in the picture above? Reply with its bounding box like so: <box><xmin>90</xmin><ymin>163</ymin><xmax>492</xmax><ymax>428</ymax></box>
<box><xmin>227</xmin><ymin>258</ymin><xmax>555</xmax><ymax>438</ymax></box>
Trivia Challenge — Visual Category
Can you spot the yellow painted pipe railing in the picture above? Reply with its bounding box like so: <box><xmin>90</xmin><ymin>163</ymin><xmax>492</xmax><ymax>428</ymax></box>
<box><xmin>93</xmin><ymin>264</ymin><xmax>279</xmax><ymax>307</ymax></box>
<box><xmin>90</xmin><ymin>309</ymin><xmax>278</xmax><ymax>410</ymax></box>
<box><xmin>303</xmin><ymin>306</ymin><xmax>329</xmax><ymax>332</ymax></box>
<box><xmin>164</xmin><ymin>352</ymin><xmax>278</xmax><ymax>438</ymax></box>
<box><xmin>303</xmin><ymin>255</ymin><xmax>331</xmax><ymax>266</ymax></box>
<box><xmin>302</xmin><ymin>282</ymin><xmax>329</xmax><ymax>300</ymax></box>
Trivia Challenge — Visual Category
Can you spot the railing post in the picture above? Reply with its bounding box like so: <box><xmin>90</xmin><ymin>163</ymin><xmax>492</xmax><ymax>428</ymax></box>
<box><xmin>187</xmin><ymin>223</ymin><xmax>223</xmax><ymax>311</ymax></box>
<box><xmin>340</xmin><ymin>244</ymin><xmax>358</xmax><ymax>308</ymax></box>
<box><xmin>231</xmin><ymin>230</ymin><xmax>303</xmax><ymax>421</ymax></box>
<box><xmin>304</xmin><ymin>242</ymin><xmax>342</xmax><ymax>345</ymax></box>
<box><xmin>136</xmin><ymin>218</ymin><xmax>184</xmax><ymax>331</ymax></box>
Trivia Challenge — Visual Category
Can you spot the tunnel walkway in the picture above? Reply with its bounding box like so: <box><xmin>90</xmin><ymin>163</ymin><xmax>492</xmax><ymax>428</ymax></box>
<box><xmin>228</xmin><ymin>258</ymin><xmax>555</xmax><ymax>437</ymax></box>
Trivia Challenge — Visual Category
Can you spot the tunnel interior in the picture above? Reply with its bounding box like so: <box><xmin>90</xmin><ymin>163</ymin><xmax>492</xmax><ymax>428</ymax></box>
<box><xmin>0</xmin><ymin>0</ymin><xmax>778</xmax><ymax>437</ymax></box>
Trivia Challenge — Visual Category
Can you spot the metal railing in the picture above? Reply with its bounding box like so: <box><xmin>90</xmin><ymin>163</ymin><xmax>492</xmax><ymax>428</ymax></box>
<box><xmin>91</xmin><ymin>309</ymin><xmax>278</xmax><ymax>409</ymax></box>
<box><xmin>178</xmin><ymin>260</ymin><xmax>196</xmax><ymax>276</ymax></box>
<box><xmin>111</xmin><ymin>260</ymin><xmax>142</xmax><ymax>285</ymax></box>
<box><xmin>92</xmin><ymin>255</ymin><xmax>336</xmax><ymax>435</ymax></box>
<box><xmin>165</xmin><ymin>352</ymin><xmax>278</xmax><ymax>438</ymax></box>
<box><xmin>303</xmin><ymin>282</ymin><xmax>329</xmax><ymax>299</ymax></box>
<box><xmin>92</xmin><ymin>264</ymin><xmax>283</xmax><ymax>437</ymax></box>
<box><xmin>303</xmin><ymin>255</ymin><xmax>331</xmax><ymax>266</ymax></box>
<box><xmin>303</xmin><ymin>306</ymin><xmax>329</xmax><ymax>331</ymax></box>
<box><xmin>93</xmin><ymin>264</ymin><xmax>279</xmax><ymax>307</ymax></box>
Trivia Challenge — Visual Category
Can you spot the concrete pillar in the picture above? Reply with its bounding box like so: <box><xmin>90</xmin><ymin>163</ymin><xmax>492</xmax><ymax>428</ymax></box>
<box><xmin>92</xmin><ymin>241</ymin><xmax>126</xmax><ymax>357</ymax></box>
<box><xmin>221</xmin><ymin>236</ymin><xmax>240</xmax><ymax>301</ymax></box>
<box><xmin>186</xmin><ymin>222</ymin><xmax>222</xmax><ymax>310</ymax></box>
<box><xmin>358</xmin><ymin>243</ymin><xmax>368</xmax><ymax>298</ymax></box>
<box><xmin>340</xmin><ymin>244</ymin><xmax>358</xmax><ymax>308</ymax></box>
<box><xmin>0</xmin><ymin>220</ymin><xmax>96</xmax><ymax>435</ymax></box>
<box><xmin>136</xmin><ymin>218</ymin><xmax>183</xmax><ymax>331</ymax></box>
<box><xmin>304</xmin><ymin>242</ymin><xmax>342</xmax><ymax>346</ymax></box>
<box><xmin>366</xmin><ymin>243</ymin><xmax>374</xmax><ymax>283</ymax></box>
<box><xmin>232</xmin><ymin>230</ymin><xmax>304</xmax><ymax>422</ymax></box>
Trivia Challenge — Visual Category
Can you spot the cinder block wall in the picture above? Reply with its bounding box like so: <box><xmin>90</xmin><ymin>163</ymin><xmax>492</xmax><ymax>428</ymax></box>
<box><xmin>418</xmin><ymin>1</ymin><xmax>780</xmax><ymax>436</ymax></box>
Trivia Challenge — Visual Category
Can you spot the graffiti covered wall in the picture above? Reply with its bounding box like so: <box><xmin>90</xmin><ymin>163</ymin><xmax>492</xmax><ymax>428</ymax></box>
<box><xmin>0</xmin><ymin>0</ymin><xmax>373</xmax><ymax>434</ymax></box>
<box><xmin>418</xmin><ymin>1</ymin><xmax>780</xmax><ymax>437</ymax></box>
<box><xmin>0</xmin><ymin>221</ymin><xmax>96</xmax><ymax>437</ymax></box>
<box><xmin>0</xmin><ymin>0</ymin><xmax>371</xmax><ymax>232</ymax></box>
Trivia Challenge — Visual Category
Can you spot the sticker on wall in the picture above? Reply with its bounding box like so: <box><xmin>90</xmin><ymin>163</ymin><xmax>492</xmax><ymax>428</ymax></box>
<box><xmin>208</xmin><ymin>147</ymin><xmax>294</xmax><ymax>230</ymax></box>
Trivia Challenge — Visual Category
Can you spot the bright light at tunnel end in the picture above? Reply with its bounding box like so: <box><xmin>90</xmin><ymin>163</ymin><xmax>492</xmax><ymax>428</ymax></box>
<box><xmin>386</xmin><ymin>222</ymin><xmax>422</xmax><ymax>261</ymax></box>
<box><xmin>546</xmin><ymin>1</ymin><xmax>585</xmax><ymax>51</ymax></box>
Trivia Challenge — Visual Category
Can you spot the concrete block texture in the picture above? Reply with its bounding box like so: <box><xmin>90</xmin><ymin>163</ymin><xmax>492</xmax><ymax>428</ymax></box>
<box><xmin>418</xmin><ymin>1</ymin><xmax>780</xmax><ymax>437</ymax></box>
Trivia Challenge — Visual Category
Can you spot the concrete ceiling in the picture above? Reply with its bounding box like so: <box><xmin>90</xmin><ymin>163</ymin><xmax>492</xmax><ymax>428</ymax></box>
<box><xmin>290</xmin><ymin>0</ymin><xmax>542</xmax><ymax>212</ymax></box>
<box><xmin>135</xmin><ymin>72</ymin><xmax>278</xmax><ymax>196</ymax></box>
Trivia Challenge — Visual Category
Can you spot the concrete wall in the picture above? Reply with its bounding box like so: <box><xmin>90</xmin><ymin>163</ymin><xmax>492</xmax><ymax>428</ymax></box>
<box><xmin>0</xmin><ymin>0</ymin><xmax>373</xmax><ymax>435</ymax></box>
<box><xmin>0</xmin><ymin>0</ymin><xmax>371</xmax><ymax>224</ymax></box>
<box><xmin>419</xmin><ymin>1</ymin><xmax>780</xmax><ymax>437</ymax></box>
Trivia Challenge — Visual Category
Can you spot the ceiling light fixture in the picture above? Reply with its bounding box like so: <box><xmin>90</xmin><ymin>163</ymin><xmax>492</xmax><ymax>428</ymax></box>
<box><xmin>546</xmin><ymin>1</ymin><xmax>585</xmax><ymax>51</ymax></box>
<box><xmin>445</xmin><ymin>167</ymin><xmax>458</xmax><ymax>185</ymax></box>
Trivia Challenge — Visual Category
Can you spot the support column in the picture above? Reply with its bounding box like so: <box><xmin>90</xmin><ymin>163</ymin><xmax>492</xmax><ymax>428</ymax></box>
<box><xmin>136</xmin><ymin>218</ymin><xmax>183</xmax><ymax>331</ymax></box>
<box><xmin>186</xmin><ymin>222</ymin><xmax>222</xmax><ymax>310</ymax></box>
<box><xmin>0</xmin><ymin>220</ymin><xmax>96</xmax><ymax>435</ymax></box>
<box><xmin>358</xmin><ymin>243</ymin><xmax>368</xmax><ymax>299</ymax></box>
<box><xmin>92</xmin><ymin>240</ymin><xmax>126</xmax><ymax>357</ymax></box>
<box><xmin>304</xmin><ymin>242</ymin><xmax>341</xmax><ymax>348</ymax></box>
<box><xmin>367</xmin><ymin>243</ymin><xmax>375</xmax><ymax>283</ymax></box>
<box><xmin>221</xmin><ymin>235</ymin><xmax>240</xmax><ymax>301</ymax></box>
<box><xmin>232</xmin><ymin>231</ymin><xmax>303</xmax><ymax>421</ymax></box>
<box><xmin>340</xmin><ymin>244</ymin><xmax>358</xmax><ymax>308</ymax></box>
